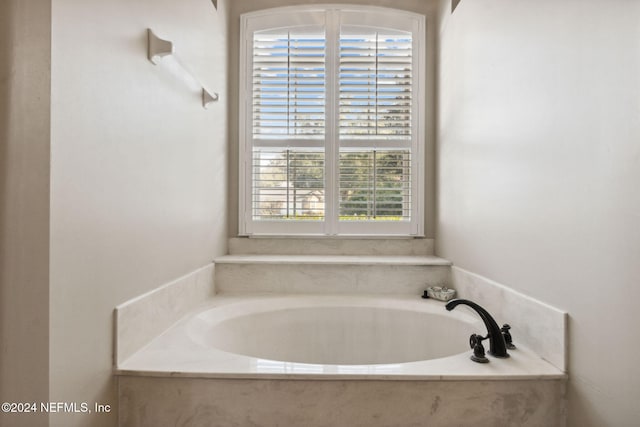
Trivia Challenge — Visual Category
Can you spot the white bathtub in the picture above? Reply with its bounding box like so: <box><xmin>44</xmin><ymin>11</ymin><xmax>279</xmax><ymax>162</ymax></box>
<box><xmin>118</xmin><ymin>294</ymin><xmax>565</xmax><ymax>379</ymax></box>
<box><xmin>188</xmin><ymin>297</ymin><xmax>475</xmax><ymax>366</ymax></box>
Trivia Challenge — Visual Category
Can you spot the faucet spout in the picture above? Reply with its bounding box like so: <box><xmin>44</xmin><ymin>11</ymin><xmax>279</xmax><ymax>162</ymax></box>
<box><xmin>445</xmin><ymin>299</ymin><xmax>509</xmax><ymax>358</ymax></box>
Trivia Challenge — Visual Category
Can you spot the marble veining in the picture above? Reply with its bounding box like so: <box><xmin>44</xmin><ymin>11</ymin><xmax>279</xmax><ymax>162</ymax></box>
<box><xmin>119</xmin><ymin>376</ymin><xmax>567</xmax><ymax>427</ymax></box>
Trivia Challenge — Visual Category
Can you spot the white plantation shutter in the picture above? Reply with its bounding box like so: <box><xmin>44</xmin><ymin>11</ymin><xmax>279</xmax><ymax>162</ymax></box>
<box><xmin>252</xmin><ymin>148</ymin><xmax>325</xmax><ymax>220</ymax></box>
<box><xmin>250</xmin><ymin>29</ymin><xmax>326</xmax><ymax>227</ymax></box>
<box><xmin>240</xmin><ymin>7</ymin><xmax>424</xmax><ymax>236</ymax></box>
<box><xmin>339</xmin><ymin>31</ymin><xmax>412</xmax><ymax>139</ymax></box>
<box><xmin>338</xmin><ymin>29</ymin><xmax>413</xmax><ymax>222</ymax></box>
<box><xmin>252</xmin><ymin>30</ymin><xmax>325</xmax><ymax>140</ymax></box>
<box><xmin>339</xmin><ymin>149</ymin><xmax>411</xmax><ymax>220</ymax></box>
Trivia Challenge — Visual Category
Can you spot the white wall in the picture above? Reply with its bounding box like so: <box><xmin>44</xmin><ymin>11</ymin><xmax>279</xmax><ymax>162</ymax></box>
<box><xmin>50</xmin><ymin>0</ymin><xmax>228</xmax><ymax>426</ymax></box>
<box><xmin>227</xmin><ymin>0</ymin><xmax>440</xmax><ymax>237</ymax></box>
<box><xmin>437</xmin><ymin>1</ymin><xmax>640</xmax><ymax>426</ymax></box>
<box><xmin>0</xmin><ymin>1</ymin><xmax>51</xmax><ymax>426</ymax></box>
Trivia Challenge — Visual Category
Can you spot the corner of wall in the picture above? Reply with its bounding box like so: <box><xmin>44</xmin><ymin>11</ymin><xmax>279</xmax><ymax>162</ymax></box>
<box><xmin>0</xmin><ymin>1</ymin><xmax>51</xmax><ymax>426</ymax></box>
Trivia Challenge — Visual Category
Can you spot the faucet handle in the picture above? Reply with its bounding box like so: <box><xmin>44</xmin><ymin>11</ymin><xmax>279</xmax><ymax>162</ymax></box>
<box><xmin>469</xmin><ymin>334</ymin><xmax>489</xmax><ymax>363</ymax></box>
<box><xmin>501</xmin><ymin>324</ymin><xmax>517</xmax><ymax>350</ymax></box>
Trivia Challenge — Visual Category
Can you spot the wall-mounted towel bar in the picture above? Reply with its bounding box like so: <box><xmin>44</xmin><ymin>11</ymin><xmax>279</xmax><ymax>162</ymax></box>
<box><xmin>147</xmin><ymin>28</ymin><xmax>219</xmax><ymax>109</ymax></box>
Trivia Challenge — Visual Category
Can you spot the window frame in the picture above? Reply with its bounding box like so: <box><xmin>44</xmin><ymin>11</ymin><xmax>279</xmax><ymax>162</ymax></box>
<box><xmin>239</xmin><ymin>5</ymin><xmax>425</xmax><ymax>237</ymax></box>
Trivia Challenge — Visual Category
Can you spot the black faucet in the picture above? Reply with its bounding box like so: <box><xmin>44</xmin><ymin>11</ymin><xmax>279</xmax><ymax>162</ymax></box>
<box><xmin>445</xmin><ymin>299</ymin><xmax>510</xmax><ymax>359</ymax></box>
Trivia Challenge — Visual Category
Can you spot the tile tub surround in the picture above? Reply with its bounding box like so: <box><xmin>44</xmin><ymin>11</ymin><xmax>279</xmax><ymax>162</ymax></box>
<box><xmin>119</xmin><ymin>376</ymin><xmax>566</xmax><ymax>427</ymax></box>
<box><xmin>451</xmin><ymin>267</ymin><xmax>568</xmax><ymax>372</ymax></box>
<box><xmin>116</xmin><ymin>295</ymin><xmax>567</xmax><ymax>426</ymax></box>
<box><xmin>114</xmin><ymin>239</ymin><xmax>569</xmax><ymax>425</ymax></box>
<box><xmin>114</xmin><ymin>263</ymin><xmax>215</xmax><ymax>366</ymax></box>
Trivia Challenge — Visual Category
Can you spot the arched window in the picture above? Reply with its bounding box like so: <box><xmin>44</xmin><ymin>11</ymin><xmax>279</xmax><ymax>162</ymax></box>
<box><xmin>239</xmin><ymin>5</ymin><xmax>425</xmax><ymax>236</ymax></box>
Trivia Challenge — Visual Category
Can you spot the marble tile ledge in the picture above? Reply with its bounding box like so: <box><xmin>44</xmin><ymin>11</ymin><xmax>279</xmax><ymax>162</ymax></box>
<box><xmin>114</xmin><ymin>263</ymin><xmax>215</xmax><ymax>366</ymax></box>
<box><xmin>214</xmin><ymin>254</ymin><xmax>452</xmax><ymax>266</ymax></box>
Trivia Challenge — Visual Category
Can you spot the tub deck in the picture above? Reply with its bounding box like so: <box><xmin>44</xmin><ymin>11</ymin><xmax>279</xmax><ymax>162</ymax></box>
<box><xmin>115</xmin><ymin>294</ymin><xmax>566</xmax><ymax>381</ymax></box>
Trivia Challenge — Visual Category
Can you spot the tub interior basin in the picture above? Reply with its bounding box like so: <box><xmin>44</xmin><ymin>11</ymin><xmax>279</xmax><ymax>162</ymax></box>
<box><xmin>192</xmin><ymin>306</ymin><xmax>476</xmax><ymax>365</ymax></box>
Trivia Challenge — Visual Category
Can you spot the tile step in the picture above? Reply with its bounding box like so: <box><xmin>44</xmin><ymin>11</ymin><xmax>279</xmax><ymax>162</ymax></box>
<box><xmin>214</xmin><ymin>254</ymin><xmax>451</xmax><ymax>266</ymax></box>
<box><xmin>228</xmin><ymin>237</ymin><xmax>434</xmax><ymax>256</ymax></box>
<box><xmin>214</xmin><ymin>255</ymin><xmax>452</xmax><ymax>295</ymax></box>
